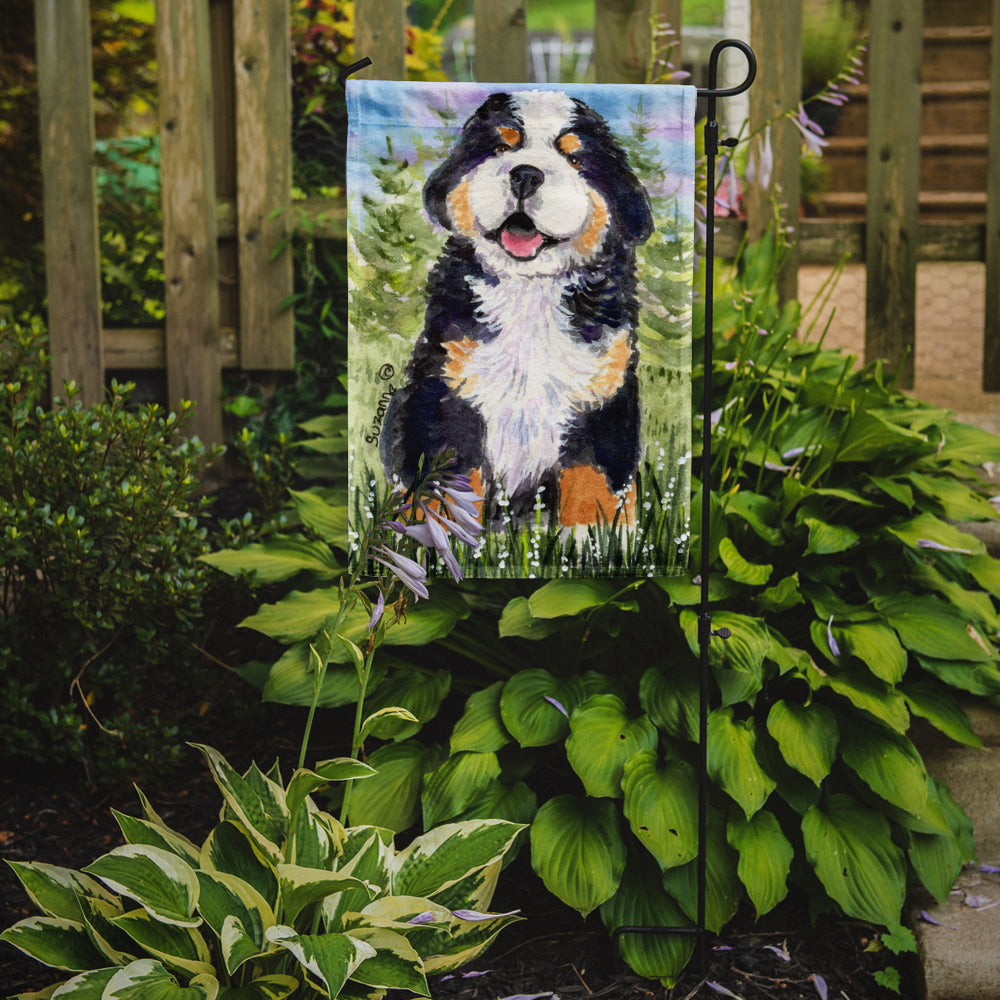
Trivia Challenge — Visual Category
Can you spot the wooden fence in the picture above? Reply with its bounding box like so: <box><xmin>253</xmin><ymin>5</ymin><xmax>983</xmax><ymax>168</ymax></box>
<box><xmin>33</xmin><ymin>0</ymin><xmax>1000</xmax><ymax>445</ymax></box>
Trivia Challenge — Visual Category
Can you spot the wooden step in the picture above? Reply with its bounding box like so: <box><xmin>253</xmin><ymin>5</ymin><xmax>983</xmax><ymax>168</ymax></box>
<box><xmin>922</xmin><ymin>25</ymin><xmax>993</xmax><ymax>83</ymax></box>
<box><xmin>822</xmin><ymin>134</ymin><xmax>989</xmax><ymax>193</ymax></box>
<box><xmin>813</xmin><ymin>190</ymin><xmax>987</xmax><ymax>222</ymax></box>
<box><xmin>922</xmin><ymin>0</ymin><xmax>992</xmax><ymax>28</ymax></box>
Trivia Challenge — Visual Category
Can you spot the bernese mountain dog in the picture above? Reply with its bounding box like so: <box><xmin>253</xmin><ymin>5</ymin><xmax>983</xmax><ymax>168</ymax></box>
<box><xmin>379</xmin><ymin>89</ymin><xmax>654</xmax><ymax>527</ymax></box>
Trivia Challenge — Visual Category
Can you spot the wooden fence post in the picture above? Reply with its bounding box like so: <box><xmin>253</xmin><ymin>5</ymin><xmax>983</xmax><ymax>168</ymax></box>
<box><xmin>157</xmin><ymin>0</ymin><xmax>223</xmax><ymax>445</ymax></box>
<box><xmin>354</xmin><ymin>0</ymin><xmax>406</xmax><ymax>80</ymax></box>
<box><xmin>746</xmin><ymin>0</ymin><xmax>801</xmax><ymax>305</ymax></box>
<box><xmin>34</xmin><ymin>0</ymin><xmax>104</xmax><ymax>405</ymax></box>
<box><xmin>594</xmin><ymin>0</ymin><xmax>677</xmax><ymax>85</ymax></box>
<box><xmin>983</xmin><ymin>0</ymin><xmax>1000</xmax><ymax>390</ymax></box>
<box><xmin>233</xmin><ymin>0</ymin><xmax>294</xmax><ymax>370</ymax></box>
<box><xmin>474</xmin><ymin>0</ymin><xmax>527</xmax><ymax>82</ymax></box>
<box><xmin>864</xmin><ymin>0</ymin><xmax>923</xmax><ymax>389</ymax></box>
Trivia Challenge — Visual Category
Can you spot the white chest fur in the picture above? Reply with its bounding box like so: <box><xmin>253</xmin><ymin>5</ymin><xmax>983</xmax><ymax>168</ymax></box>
<box><xmin>450</xmin><ymin>275</ymin><xmax>622</xmax><ymax>496</ymax></box>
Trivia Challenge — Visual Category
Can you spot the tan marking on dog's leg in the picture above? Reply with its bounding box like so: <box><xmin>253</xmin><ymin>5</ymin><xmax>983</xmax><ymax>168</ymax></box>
<box><xmin>572</xmin><ymin>191</ymin><xmax>609</xmax><ymax>256</ymax></box>
<box><xmin>589</xmin><ymin>330</ymin><xmax>631</xmax><ymax>399</ymax></box>
<box><xmin>447</xmin><ymin>181</ymin><xmax>476</xmax><ymax>237</ymax></box>
<box><xmin>559</xmin><ymin>465</ymin><xmax>635</xmax><ymax>527</ymax></box>
<box><xmin>442</xmin><ymin>337</ymin><xmax>480</xmax><ymax>395</ymax></box>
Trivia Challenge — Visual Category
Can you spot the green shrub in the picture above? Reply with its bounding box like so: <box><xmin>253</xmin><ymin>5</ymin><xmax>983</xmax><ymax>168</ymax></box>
<box><xmin>0</xmin><ymin>317</ymin><xmax>220</xmax><ymax>783</ymax></box>
<box><xmin>213</xmin><ymin>233</ymin><xmax>1000</xmax><ymax>984</ymax></box>
<box><xmin>1</xmin><ymin>744</ymin><xmax>524</xmax><ymax>998</ymax></box>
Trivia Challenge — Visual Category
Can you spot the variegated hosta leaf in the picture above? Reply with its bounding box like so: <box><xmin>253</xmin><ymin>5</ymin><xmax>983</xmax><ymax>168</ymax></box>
<box><xmin>420</xmin><ymin>752</ymin><xmax>502</xmax><ymax>829</ymax></box>
<box><xmin>102</xmin><ymin>958</ymin><xmax>218</xmax><ymax>999</ymax></box>
<box><xmin>0</xmin><ymin>916</ymin><xmax>107</xmax><ymax>971</ymax></box>
<box><xmin>726</xmin><ymin>811</ymin><xmax>793</xmax><ymax>918</ymax></box>
<box><xmin>621</xmin><ymin>751</ymin><xmax>699</xmax><ymax>871</ymax></box>
<box><xmin>706</xmin><ymin>707</ymin><xmax>776</xmax><ymax>818</ymax></box>
<box><xmin>424</xmin><ymin>859</ymin><xmax>501</xmax><ymax>916</ymax></box>
<box><xmin>46</xmin><ymin>966</ymin><xmax>118</xmax><ymax>997</ymax></box>
<box><xmin>450</xmin><ymin>681</ymin><xmax>511</xmax><ymax>754</ymax></box>
<box><xmin>276</xmin><ymin>864</ymin><xmax>375</xmax><ymax>925</ymax></box>
<box><xmin>112</xmin><ymin>810</ymin><xmax>201</xmax><ymax>868</ymax></box>
<box><xmin>423</xmin><ymin>906</ymin><xmax>522</xmax><ymax>975</ymax></box>
<box><xmin>285</xmin><ymin>760</ymin><xmax>375</xmax><ymax>823</ymax></box>
<box><xmin>214</xmin><ymin>974</ymin><xmax>299</xmax><ymax>1000</ymax></box>
<box><xmin>288</xmin><ymin>802</ymin><xmax>344</xmax><ymax>870</ymax></box>
<box><xmin>77</xmin><ymin>894</ymin><xmax>136</xmax><ymax>966</ymax></box>
<box><xmin>200</xmin><ymin>822</ymin><xmax>278</xmax><ymax>910</ymax></box>
<box><xmin>345</xmin><ymin>926</ymin><xmax>429</xmax><ymax>995</ymax></box>
<box><xmin>110</xmin><ymin>908</ymin><xmax>214</xmax><ymax>978</ymax></box>
<box><xmin>765</xmin><ymin>700</ymin><xmax>838</xmax><ymax>786</ymax></box>
<box><xmin>190</xmin><ymin>745</ymin><xmax>287</xmax><ymax>863</ymax></box>
<box><xmin>4</xmin><ymin>861</ymin><xmax>118</xmax><ymax>922</ymax></box>
<box><xmin>265</xmin><ymin>926</ymin><xmax>376</xmax><ymax>998</ymax></box>
<box><xmin>195</xmin><ymin>871</ymin><xmax>274</xmax><ymax>974</ymax></box>
<box><xmin>529</xmin><ymin>795</ymin><xmax>626</xmax><ymax>917</ymax></box>
<box><xmin>802</xmin><ymin>793</ymin><xmax>906</xmax><ymax>927</ymax></box>
<box><xmin>565</xmin><ymin>695</ymin><xmax>658</xmax><ymax>798</ymax></box>
<box><xmin>599</xmin><ymin>853</ymin><xmax>694</xmax><ymax>987</ymax></box>
<box><xmin>391</xmin><ymin>820</ymin><xmax>524</xmax><ymax>901</ymax></box>
<box><xmin>323</xmin><ymin>829</ymin><xmax>393</xmax><ymax>931</ymax></box>
<box><xmin>83</xmin><ymin>846</ymin><xmax>200</xmax><ymax>928</ymax></box>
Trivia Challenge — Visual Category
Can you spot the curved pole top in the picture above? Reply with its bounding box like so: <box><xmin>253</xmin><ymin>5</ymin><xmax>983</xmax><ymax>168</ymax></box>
<box><xmin>697</xmin><ymin>39</ymin><xmax>756</xmax><ymax>99</ymax></box>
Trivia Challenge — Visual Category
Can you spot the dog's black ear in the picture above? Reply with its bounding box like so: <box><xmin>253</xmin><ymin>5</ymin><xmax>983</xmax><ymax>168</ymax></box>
<box><xmin>424</xmin><ymin>159</ymin><xmax>455</xmax><ymax>230</ymax></box>
<box><xmin>616</xmin><ymin>174</ymin><xmax>655</xmax><ymax>246</ymax></box>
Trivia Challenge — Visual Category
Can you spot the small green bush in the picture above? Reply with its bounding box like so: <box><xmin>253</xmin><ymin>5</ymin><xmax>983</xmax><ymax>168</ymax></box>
<box><xmin>0</xmin><ymin>317</ymin><xmax>219</xmax><ymax>783</ymax></box>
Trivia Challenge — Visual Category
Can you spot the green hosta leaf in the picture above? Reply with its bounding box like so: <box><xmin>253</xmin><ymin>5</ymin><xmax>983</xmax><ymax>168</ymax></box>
<box><xmin>639</xmin><ymin>664</ymin><xmax>699</xmax><ymax>742</ymax></box>
<box><xmin>111</xmin><ymin>908</ymin><xmax>214</xmax><ymax>978</ymax></box>
<box><xmin>661</xmin><ymin>811</ymin><xmax>741</xmax><ymax>933</ymax></box>
<box><xmin>803</xmin><ymin>517</ymin><xmax>859</xmax><ymax>556</ymax></box>
<box><xmin>277</xmin><ymin>865</ymin><xmax>374</xmax><ymax>925</ymax></box>
<box><xmin>901</xmin><ymin>680</ymin><xmax>982</xmax><ymax>748</ymax></box>
<box><xmin>530</xmin><ymin>796</ymin><xmax>626</xmax><ymax>917</ymax></box>
<box><xmin>565</xmin><ymin>695</ymin><xmax>658</xmax><ymax>798</ymax></box>
<box><xmin>265</xmin><ymin>926</ymin><xmax>375</xmax><ymax>997</ymax></box>
<box><xmin>393</xmin><ymin>820</ymin><xmax>524</xmax><ymax>900</ymax></box>
<box><xmin>200</xmin><ymin>822</ymin><xmax>278</xmax><ymax>910</ymax></box>
<box><xmin>886</xmin><ymin>512</ymin><xmax>985</xmax><ymax>556</ymax></box>
<box><xmin>200</xmin><ymin>536</ymin><xmax>342</xmax><ymax>584</ymax></box>
<box><xmin>755</xmin><ymin>573</ymin><xmax>804</xmax><ymax>614</ymax></box>
<box><xmin>707</xmin><ymin>708</ymin><xmax>776</xmax><ymax>818</ymax></box>
<box><xmin>727</xmin><ymin>811</ymin><xmax>793</xmax><ymax>917</ymax></box>
<box><xmin>839</xmin><ymin>718</ymin><xmax>929</xmax><ymax>816</ymax></box>
<box><xmin>216</xmin><ymin>975</ymin><xmax>299</xmax><ymax>1000</ymax></box>
<box><xmin>655</xmin><ymin>573</ymin><xmax>737</xmax><ymax>606</ymax></box>
<box><xmin>4</xmin><ymin>862</ymin><xmax>118</xmax><ymax>923</ymax></box>
<box><xmin>875</xmin><ymin>594</ymin><xmax>995</xmax><ymax>662</ymax></box>
<box><xmin>680</xmin><ymin>610</ymin><xmax>770</xmax><ymax>706</ymax></box>
<box><xmin>83</xmin><ymin>846</ymin><xmax>200</xmax><ymax>928</ymax></box>
<box><xmin>834</xmin><ymin>410</ymin><xmax>927</xmax><ymax>463</ymax></box>
<box><xmin>916</xmin><ymin>655</ymin><xmax>1000</xmax><ymax>697</ymax></box>
<box><xmin>362</xmin><ymin>667</ymin><xmax>451</xmax><ymax>740</ymax></box>
<box><xmin>621</xmin><ymin>751</ymin><xmax>698</xmax><ymax>870</ymax></box>
<box><xmin>421</xmin><ymin>751</ymin><xmax>502</xmax><ymax>828</ymax></box>
<box><xmin>967</xmin><ymin>553</ymin><xmax>1000</xmax><ymax>597</ymax></box>
<box><xmin>191</xmin><ymin>746</ymin><xmax>287</xmax><ymax>862</ymax></box>
<box><xmin>453</xmin><ymin>779</ymin><xmax>538</xmax><ymax>827</ymax></box>
<box><xmin>835</xmin><ymin>621</ymin><xmax>907</xmax><ymax>684</ymax></box>
<box><xmin>724</xmin><ymin>491</ymin><xmax>784</xmax><ymax>546</ymax></box>
<box><xmin>0</xmin><ymin>916</ymin><xmax>107</xmax><ymax>971</ymax></box>
<box><xmin>103</xmin><ymin>959</ymin><xmax>218</xmax><ymax>1000</ymax></box>
<box><xmin>935</xmin><ymin>421</ymin><xmax>1000</xmax><ymax>465</ymax></box>
<box><xmin>288</xmin><ymin>488</ymin><xmax>349</xmax><ymax>545</ymax></box>
<box><xmin>497</xmin><ymin>597</ymin><xmax>564</xmax><ymax>639</ymax></box>
<box><xmin>195</xmin><ymin>871</ymin><xmax>273</xmax><ymax>974</ymax></box>
<box><xmin>906</xmin><ymin>472</ymin><xmax>998</xmax><ymax>522</ymax></box>
<box><xmin>910</xmin><ymin>562</ymin><xmax>1000</xmax><ymax>633</ymax></box>
<box><xmin>599</xmin><ymin>853</ymin><xmax>694</xmax><ymax>986</ymax></box>
<box><xmin>909</xmin><ymin>826</ymin><xmax>965</xmax><ymax>905</ymax></box>
<box><xmin>346</xmin><ymin>926</ymin><xmax>429</xmax><ymax>994</ymax></box>
<box><xmin>802</xmin><ymin>793</ymin><xmax>906</xmax><ymax>926</ymax></box>
<box><xmin>718</xmin><ymin>537</ymin><xmax>772</xmax><ymax>585</ymax></box>
<box><xmin>450</xmin><ymin>682</ymin><xmax>511</xmax><ymax>754</ymax></box>
<box><xmin>285</xmin><ymin>759</ymin><xmax>376</xmax><ymax>822</ymax></box>
<box><xmin>527</xmin><ymin>578</ymin><xmax>620</xmax><ymax>617</ymax></box>
<box><xmin>809</xmin><ymin>661</ymin><xmax>910</xmax><ymax>732</ymax></box>
<box><xmin>347</xmin><ymin>740</ymin><xmax>442</xmax><ymax>832</ymax></box>
<box><xmin>866</xmin><ymin>474</ymin><xmax>914</xmax><ymax>509</ymax></box>
<box><xmin>260</xmin><ymin>643</ymin><xmax>387</xmax><ymax>709</ymax></box>
<box><xmin>112</xmin><ymin>812</ymin><xmax>201</xmax><ymax>868</ymax></box>
<box><xmin>765</xmin><ymin>700</ymin><xmax>838</xmax><ymax>786</ymax></box>
<box><xmin>499</xmin><ymin>670</ymin><xmax>584</xmax><ymax>747</ymax></box>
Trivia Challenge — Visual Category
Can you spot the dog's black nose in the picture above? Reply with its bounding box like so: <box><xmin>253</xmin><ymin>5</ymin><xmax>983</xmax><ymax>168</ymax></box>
<box><xmin>509</xmin><ymin>164</ymin><xmax>544</xmax><ymax>202</ymax></box>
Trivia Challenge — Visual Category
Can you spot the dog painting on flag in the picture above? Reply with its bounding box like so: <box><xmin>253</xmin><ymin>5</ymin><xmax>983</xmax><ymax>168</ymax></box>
<box><xmin>347</xmin><ymin>81</ymin><xmax>696</xmax><ymax>579</ymax></box>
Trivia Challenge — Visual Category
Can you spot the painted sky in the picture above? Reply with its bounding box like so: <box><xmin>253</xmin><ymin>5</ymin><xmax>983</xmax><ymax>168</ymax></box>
<box><xmin>346</xmin><ymin>79</ymin><xmax>696</xmax><ymax>230</ymax></box>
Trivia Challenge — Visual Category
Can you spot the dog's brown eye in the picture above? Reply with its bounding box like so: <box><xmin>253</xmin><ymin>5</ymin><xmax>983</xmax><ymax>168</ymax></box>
<box><xmin>567</xmin><ymin>154</ymin><xmax>582</xmax><ymax>169</ymax></box>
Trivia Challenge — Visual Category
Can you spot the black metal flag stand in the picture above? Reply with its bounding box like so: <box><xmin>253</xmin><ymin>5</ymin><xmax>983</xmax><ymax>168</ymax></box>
<box><xmin>340</xmin><ymin>38</ymin><xmax>758</xmax><ymax>974</ymax></box>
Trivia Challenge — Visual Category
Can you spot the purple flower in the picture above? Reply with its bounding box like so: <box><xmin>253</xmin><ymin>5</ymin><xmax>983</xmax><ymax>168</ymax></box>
<box><xmin>812</xmin><ymin>974</ymin><xmax>828</xmax><ymax>1000</ymax></box>
<box><xmin>917</xmin><ymin>538</ymin><xmax>973</xmax><ymax>554</ymax></box>
<box><xmin>791</xmin><ymin>104</ymin><xmax>828</xmax><ymax>156</ymax></box>
<box><xmin>367</xmin><ymin>590</ymin><xmax>385</xmax><ymax>631</ymax></box>
<box><xmin>747</xmin><ymin>125</ymin><xmax>774</xmax><ymax>191</ymax></box>
<box><xmin>451</xmin><ymin>908</ymin><xmax>520</xmax><ymax>921</ymax></box>
<box><xmin>371</xmin><ymin>545</ymin><xmax>429</xmax><ymax>600</ymax></box>
<box><xmin>407</xmin><ymin>911</ymin><xmax>438</xmax><ymax>925</ymax></box>
<box><xmin>544</xmin><ymin>695</ymin><xmax>569</xmax><ymax>718</ymax></box>
<box><xmin>706</xmin><ymin>983</ymin><xmax>742</xmax><ymax>999</ymax></box>
<box><xmin>827</xmin><ymin>616</ymin><xmax>841</xmax><ymax>658</ymax></box>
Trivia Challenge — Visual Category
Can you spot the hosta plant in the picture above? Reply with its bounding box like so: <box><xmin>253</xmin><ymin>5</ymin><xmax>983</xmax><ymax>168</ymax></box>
<box><xmin>1</xmin><ymin>744</ymin><xmax>523</xmax><ymax>999</ymax></box>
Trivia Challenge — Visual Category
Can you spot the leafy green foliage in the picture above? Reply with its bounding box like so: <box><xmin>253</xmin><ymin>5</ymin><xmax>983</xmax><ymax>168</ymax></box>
<box><xmin>1</xmin><ymin>744</ymin><xmax>524</xmax><ymax>998</ymax></box>
<box><xmin>0</xmin><ymin>318</ymin><xmax>220</xmax><ymax>783</ymax></box>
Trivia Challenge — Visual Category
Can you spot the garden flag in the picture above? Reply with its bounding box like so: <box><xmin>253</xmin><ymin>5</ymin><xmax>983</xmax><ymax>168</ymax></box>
<box><xmin>347</xmin><ymin>80</ymin><xmax>696</xmax><ymax>578</ymax></box>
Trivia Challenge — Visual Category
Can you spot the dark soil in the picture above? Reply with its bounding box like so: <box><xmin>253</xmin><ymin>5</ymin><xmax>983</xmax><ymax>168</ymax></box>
<box><xmin>1</xmin><ymin>747</ymin><xmax>914</xmax><ymax>1000</ymax></box>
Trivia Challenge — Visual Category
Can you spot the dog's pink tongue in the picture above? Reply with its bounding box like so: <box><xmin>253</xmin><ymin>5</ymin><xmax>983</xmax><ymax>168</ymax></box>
<box><xmin>501</xmin><ymin>228</ymin><xmax>544</xmax><ymax>258</ymax></box>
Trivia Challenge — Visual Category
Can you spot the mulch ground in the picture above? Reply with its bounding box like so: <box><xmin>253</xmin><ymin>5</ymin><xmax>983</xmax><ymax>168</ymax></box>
<box><xmin>1</xmin><ymin>740</ymin><xmax>912</xmax><ymax>1000</ymax></box>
